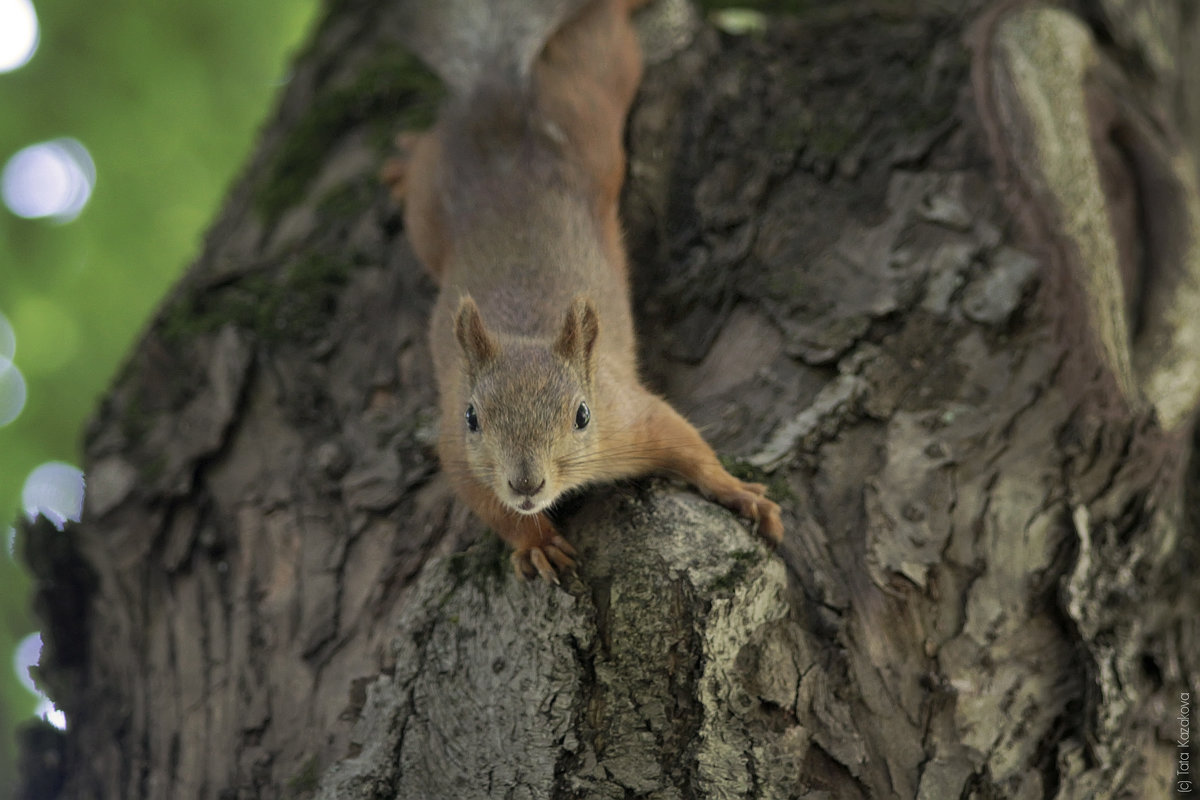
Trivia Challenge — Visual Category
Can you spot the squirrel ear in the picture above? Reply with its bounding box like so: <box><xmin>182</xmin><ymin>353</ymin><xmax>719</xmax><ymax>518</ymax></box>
<box><xmin>553</xmin><ymin>295</ymin><xmax>599</xmax><ymax>370</ymax></box>
<box><xmin>455</xmin><ymin>296</ymin><xmax>498</xmax><ymax>375</ymax></box>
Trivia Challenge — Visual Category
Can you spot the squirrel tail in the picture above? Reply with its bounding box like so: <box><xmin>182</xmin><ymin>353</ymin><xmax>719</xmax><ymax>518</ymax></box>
<box><xmin>395</xmin><ymin>0</ymin><xmax>643</xmax><ymax>279</ymax></box>
<box><xmin>396</xmin><ymin>0</ymin><xmax>595</xmax><ymax>96</ymax></box>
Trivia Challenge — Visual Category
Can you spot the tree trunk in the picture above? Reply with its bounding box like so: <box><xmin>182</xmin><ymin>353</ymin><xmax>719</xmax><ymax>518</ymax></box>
<box><xmin>18</xmin><ymin>0</ymin><xmax>1200</xmax><ymax>798</ymax></box>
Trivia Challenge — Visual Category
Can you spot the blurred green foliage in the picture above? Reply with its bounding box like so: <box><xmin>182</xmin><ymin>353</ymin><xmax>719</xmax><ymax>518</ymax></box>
<box><xmin>0</xmin><ymin>0</ymin><xmax>318</xmax><ymax>786</ymax></box>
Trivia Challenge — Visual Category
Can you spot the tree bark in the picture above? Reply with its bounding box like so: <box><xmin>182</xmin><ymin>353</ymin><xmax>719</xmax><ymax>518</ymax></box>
<box><xmin>17</xmin><ymin>0</ymin><xmax>1200</xmax><ymax>798</ymax></box>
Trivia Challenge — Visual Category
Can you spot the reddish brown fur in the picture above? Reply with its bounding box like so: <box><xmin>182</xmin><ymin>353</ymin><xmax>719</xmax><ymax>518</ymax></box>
<box><xmin>391</xmin><ymin>0</ymin><xmax>782</xmax><ymax>581</ymax></box>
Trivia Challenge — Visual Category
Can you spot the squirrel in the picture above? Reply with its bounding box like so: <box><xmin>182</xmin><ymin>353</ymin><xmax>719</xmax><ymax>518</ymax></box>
<box><xmin>385</xmin><ymin>0</ymin><xmax>783</xmax><ymax>582</ymax></box>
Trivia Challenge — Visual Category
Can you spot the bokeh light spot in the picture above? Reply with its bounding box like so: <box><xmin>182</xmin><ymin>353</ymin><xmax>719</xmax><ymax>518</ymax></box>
<box><xmin>0</xmin><ymin>310</ymin><xmax>14</xmax><ymax>362</ymax></box>
<box><xmin>13</xmin><ymin>631</ymin><xmax>40</xmax><ymax>695</ymax></box>
<box><xmin>0</xmin><ymin>355</ymin><xmax>27</xmax><ymax>425</ymax></box>
<box><xmin>0</xmin><ymin>305</ymin><xmax>29</xmax><ymax>425</ymax></box>
<box><xmin>22</xmin><ymin>461</ymin><xmax>85</xmax><ymax>530</ymax></box>
<box><xmin>0</xmin><ymin>0</ymin><xmax>38</xmax><ymax>73</ymax></box>
<box><xmin>13</xmin><ymin>633</ymin><xmax>69</xmax><ymax>729</ymax></box>
<box><xmin>2</xmin><ymin>138</ymin><xmax>96</xmax><ymax>222</ymax></box>
<box><xmin>37</xmin><ymin>697</ymin><xmax>67</xmax><ymax>730</ymax></box>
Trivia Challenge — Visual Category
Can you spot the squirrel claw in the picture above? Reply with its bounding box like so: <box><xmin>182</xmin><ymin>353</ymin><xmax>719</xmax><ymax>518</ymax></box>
<box><xmin>511</xmin><ymin>550</ymin><xmax>537</xmax><ymax>581</ymax></box>
<box><xmin>756</xmin><ymin>498</ymin><xmax>784</xmax><ymax>546</ymax></box>
<box><xmin>511</xmin><ymin>538</ymin><xmax>577</xmax><ymax>585</ymax></box>
<box><xmin>528</xmin><ymin>548</ymin><xmax>560</xmax><ymax>584</ymax></box>
<box><xmin>733</xmin><ymin>493</ymin><xmax>783</xmax><ymax>547</ymax></box>
<box><xmin>549</xmin><ymin>533</ymin><xmax>577</xmax><ymax>558</ymax></box>
<box><xmin>712</xmin><ymin>481</ymin><xmax>784</xmax><ymax>547</ymax></box>
<box><xmin>545</xmin><ymin>544</ymin><xmax>576</xmax><ymax>573</ymax></box>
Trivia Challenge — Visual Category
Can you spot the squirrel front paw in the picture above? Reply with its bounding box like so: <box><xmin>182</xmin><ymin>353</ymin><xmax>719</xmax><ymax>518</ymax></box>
<box><xmin>708</xmin><ymin>478</ymin><xmax>784</xmax><ymax>546</ymax></box>
<box><xmin>510</xmin><ymin>530</ymin><xmax>578</xmax><ymax>584</ymax></box>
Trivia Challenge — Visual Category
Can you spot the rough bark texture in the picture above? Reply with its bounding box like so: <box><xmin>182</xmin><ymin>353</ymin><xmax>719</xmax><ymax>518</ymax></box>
<box><xmin>16</xmin><ymin>0</ymin><xmax>1200</xmax><ymax>798</ymax></box>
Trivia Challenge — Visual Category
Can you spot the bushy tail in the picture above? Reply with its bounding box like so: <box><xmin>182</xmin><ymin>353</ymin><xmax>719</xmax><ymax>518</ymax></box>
<box><xmin>397</xmin><ymin>0</ymin><xmax>594</xmax><ymax>95</ymax></box>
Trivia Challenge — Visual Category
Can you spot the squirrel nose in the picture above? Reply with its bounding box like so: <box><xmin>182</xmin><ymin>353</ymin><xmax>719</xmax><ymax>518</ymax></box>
<box><xmin>508</xmin><ymin>475</ymin><xmax>546</xmax><ymax>497</ymax></box>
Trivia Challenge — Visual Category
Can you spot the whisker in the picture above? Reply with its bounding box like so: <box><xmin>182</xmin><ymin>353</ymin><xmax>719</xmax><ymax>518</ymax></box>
<box><xmin>553</xmin><ymin>444</ymin><xmax>707</xmax><ymax>468</ymax></box>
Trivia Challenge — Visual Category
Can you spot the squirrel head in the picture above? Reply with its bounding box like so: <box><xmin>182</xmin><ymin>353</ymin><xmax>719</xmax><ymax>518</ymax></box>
<box><xmin>454</xmin><ymin>294</ymin><xmax>600</xmax><ymax>515</ymax></box>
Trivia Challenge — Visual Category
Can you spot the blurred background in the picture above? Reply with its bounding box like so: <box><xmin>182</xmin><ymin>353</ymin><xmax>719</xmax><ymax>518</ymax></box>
<box><xmin>0</xmin><ymin>0</ymin><xmax>319</xmax><ymax>787</ymax></box>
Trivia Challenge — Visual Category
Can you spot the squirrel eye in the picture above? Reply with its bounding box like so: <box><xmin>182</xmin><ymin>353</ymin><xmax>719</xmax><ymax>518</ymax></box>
<box><xmin>465</xmin><ymin>404</ymin><xmax>480</xmax><ymax>433</ymax></box>
<box><xmin>574</xmin><ymin>401</ymin><xmax>590</xmax><ymax>430</ymax></box>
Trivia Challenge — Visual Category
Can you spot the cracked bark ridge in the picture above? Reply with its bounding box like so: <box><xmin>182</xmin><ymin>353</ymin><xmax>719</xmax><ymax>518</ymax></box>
<box><xmin>16</xmin><ymin>1</ymin><xmax>1200</xmax><ymax>798</ymax></box>
<box><xmin>972</xmin><ymin>2</ymin><xmax>1200</xmax><ymax>795</ymax></box>
<box><xmin>318</xmin><ymin>487</ymin><xmax>789</xmax><ymax>800</ymax></box>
